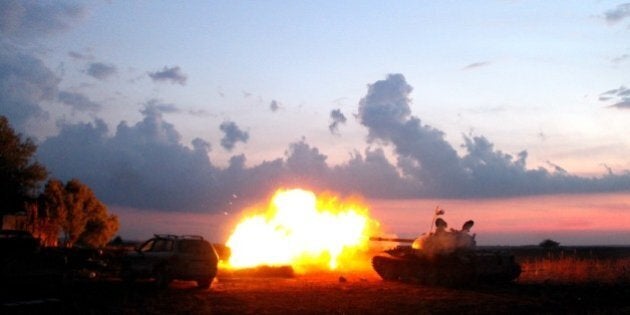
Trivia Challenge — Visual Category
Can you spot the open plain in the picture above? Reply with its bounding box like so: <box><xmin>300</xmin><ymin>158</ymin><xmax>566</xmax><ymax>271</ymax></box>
<box><xmin>2</xmin><ymin>247</ymin><xmax>630</xmax><ymax>314</ymax></box>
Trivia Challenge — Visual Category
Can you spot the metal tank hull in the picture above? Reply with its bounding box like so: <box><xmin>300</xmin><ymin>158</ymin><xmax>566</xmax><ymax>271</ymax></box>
<box><xmin>372</xmin><ymin>246</ymin><xmax>521</xmax><ymax>286</ymax></box>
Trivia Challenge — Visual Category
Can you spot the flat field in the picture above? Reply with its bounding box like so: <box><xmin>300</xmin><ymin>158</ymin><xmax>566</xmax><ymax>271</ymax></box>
<box><xmin>2</xmin><ymin>246</ymin><xmax>630</xmax><ymax>314</ymax></box>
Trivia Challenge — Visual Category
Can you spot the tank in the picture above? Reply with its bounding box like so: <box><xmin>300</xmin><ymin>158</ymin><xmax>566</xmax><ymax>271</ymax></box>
<box><xmin>370</xmin><ymin>237</ymin><xmax>521</xmax><ymax>286</ymax></box>
<box><xmin>370</xmin><ymin>208</ymin><xmax>521</xmax><ymax>286</ymax></box>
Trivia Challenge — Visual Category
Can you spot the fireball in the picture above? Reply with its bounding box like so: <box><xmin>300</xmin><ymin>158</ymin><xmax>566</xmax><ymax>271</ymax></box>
<box><xmin>223</xmin><ymin>188</ymin><xmax>380</xmax><ymax>273</ymax></box>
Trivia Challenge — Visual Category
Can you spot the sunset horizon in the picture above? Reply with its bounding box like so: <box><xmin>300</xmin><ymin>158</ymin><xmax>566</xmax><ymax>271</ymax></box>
<box><xmin>2</xmin><ymin>1</ymin><xmax>629</xmax><ymax>247</ymax></box>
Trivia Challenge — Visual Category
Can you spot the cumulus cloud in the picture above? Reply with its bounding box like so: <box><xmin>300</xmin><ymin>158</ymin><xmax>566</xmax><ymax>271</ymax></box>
<box><xmin>0</xmin><ymin>0</ymin><xmax>86</xmax><ymax>39</ymax></box>
<box><xmin>148</xmin><ymin>66</ymin><xmax>187</xmax><ymax>85</ymax></box>
<box><xmin>38</xmin><ymin>110</ymin><xmax>218</xmax><ymax>211</ymax></box>
<box><xmin>86</xmin><ymin>62</ymin><xmax>116</xmax><ymax>80</ymax></box>
<box><xmin>358</xmin><ymin>74</ymin><xmax>630</xmax><ymax>197</ymax></box>
<box><xmin>30</xmin><ymin>73</ymin><xmax>630</xmax><ymax>213</ymax></box>
<box><xmin>58</xmin><ymin>91</ymin><xmax>101</xmax><ymax>112</ymax></box>
<box><xmin>34</xmin><ymin>91</ymin><xmax>630</xmax><ymax>214</ymax></box>
<box><xmin>328</xmin><ymin>109</ymin><xmax>347</xmax><ymax>135</ymax></box>
<box><xmin>358</xmin><ymin>73</ymin><xmax>466</xmax><ymax>195</ymax></box>
<box><xmin>604</xmin><ymin>3</ymin><xmax>630</xmax><ymax>24</ymax></box>
<box><xmin>219</xmin><ymin>121</ymin><xmax>249</xmax><ymax>151</ymax></box>
<box><xmin>0</xmin><ymin>47</ymin><xmax>58</xmax><ymax>131</ymax></box>
<box><xmin>600</xmin><ymin>86</ymin><xmax>630</xmax><ymax>109</ymax></box>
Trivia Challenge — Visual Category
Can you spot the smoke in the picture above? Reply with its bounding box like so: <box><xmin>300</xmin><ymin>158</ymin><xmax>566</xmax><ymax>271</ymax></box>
<box><xmin>219</xmin><ymin>121</ymin><xmax>249</xmax><ymax>151</ymax></box>
<box><xmin>148</xmin><ymin>66</ymin><xmax>187</xmax><ymax>85</ymax></box>
<box><xmin>328</xmin><ymin>109</ymin><xmax>347</xmax><ymax>135</ymax></box>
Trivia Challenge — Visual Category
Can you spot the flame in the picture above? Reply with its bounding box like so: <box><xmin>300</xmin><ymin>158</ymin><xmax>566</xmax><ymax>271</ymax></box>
<box><xmin>223</xmin><ymin>188</ymin><xmax>380</xmax><ymax>273</ymax></box>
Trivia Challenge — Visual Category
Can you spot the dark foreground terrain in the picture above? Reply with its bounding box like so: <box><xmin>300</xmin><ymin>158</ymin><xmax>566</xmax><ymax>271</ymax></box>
<box><xmin>2</xmin><ymin>246</ymin><xmax>630</xmax><ymax>314</ymax></box>
<box><xmin>1</xmin><ymin>272</ymin><xmax>629</xmax><ymax>314</ymax></box>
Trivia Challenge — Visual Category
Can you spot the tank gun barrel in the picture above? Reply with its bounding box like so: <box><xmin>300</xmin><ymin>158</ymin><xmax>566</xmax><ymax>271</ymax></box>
<box><xmin>369</xmin><ymin>236</ymin><xmax>415</xmax><ymax>243</ymax></box>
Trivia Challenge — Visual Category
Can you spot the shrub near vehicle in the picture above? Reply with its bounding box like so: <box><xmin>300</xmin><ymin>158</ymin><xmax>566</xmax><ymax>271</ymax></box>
<box><xmin>121</xmin><ymin>235</ymin><xmax>219</xmax><ymax>288</ymax></box>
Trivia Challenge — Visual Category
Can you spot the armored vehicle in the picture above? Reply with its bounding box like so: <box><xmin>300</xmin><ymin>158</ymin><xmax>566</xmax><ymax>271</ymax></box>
<box><xmin>371</xmin><ymin>243</ymin><xmax>521</xmax><ymax>286</ymax></box>
<box><xmin>370</xmin><ymin>210</ymin><xmax>521</xmax><ymax>286</ymax></box>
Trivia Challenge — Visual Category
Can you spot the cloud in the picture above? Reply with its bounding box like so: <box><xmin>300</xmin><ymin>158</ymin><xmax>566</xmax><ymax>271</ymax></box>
<box><xmin>612</xmin><ymin>54</ymin><xmax>629</xmax><ymax>64</ymax></box>
<box><xmin>604</xmin><ymin>3</ymin><xmax>630</xmax><ymax>24</ymax></box>
<box><xmin>144</xmin><ymin>99</ymin><xmax>180</xmax><ymax>114</ymax></box>
<box><xmin>219</xmin><ymin>121</ymin><xmax>249</xmax><ymax>151</ymax></box>
<box><xmin>328</xmin><ymin>109</ymin><xmax>347</xmax><ymax>135</ymax></box>
<box><xmin>600</xmin><ymin>86</ymin><xmax>630</xmax><ymax>109</ymax></box>
<box><xmin>38</xmin><ymin>110</ymin><xmax>218</xmax><ymax>211</ymax></box>
<box><xmin>358</xmin><ymin>73</ymin><xmax>466</xmax><ymax>195</ymax></box>
<box><xmin>358</xmin><ymin>74</ymin><xmax>630</xmax><ymax>197</ymax></box>
<box><xmin>462</xmin><ymin>61</ymin><xmax>490</xmax><ymax>70</ymax></box>
<box><xmin>148</xmin><ymin>66</ymin><xmax>187</xmax><ymax>85</ymax></box>
<box><xmin>0</xmin><ymin>0</ymin><xmax>87</xmax><ymax>39</ymax></box>
<box><xmin>0</xmin><ymin>46</ymin><xmax>58</xmax><ymax>131</ymax></box>
<box><xmin>30</xmin><ymin>73</ymin><xmax>630</xmax><ymax>213</ymax></box>
<box><xmin>58</xmin><ymin>91</ymin><xmax>101</xmax><ymax>112</ymax></box>
<box><xmin>270</xmin><ymin>100</ymin><xmax>280</xmax><ymax>112</ymax></box>
<box><xmin>68</xmin><ymin>51</ymin><xmax>92</xmax><ymax>60</ymax></box>
<box><xmin>86</xmin><ymin>62</ymin><xmax>116</xmax><ymax>80</ymax></box>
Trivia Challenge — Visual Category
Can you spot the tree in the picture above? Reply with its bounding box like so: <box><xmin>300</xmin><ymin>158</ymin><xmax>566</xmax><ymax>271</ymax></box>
<box><xmin>40</xmin><ymin>178</ymin><xmax>119</xmax><ymax>247</ymax></box>
<box><xmin>539</xmin><ymin>238</ymin><xmax>560</xmax><ymax>249</ymax></box>
<box><xmin>0</xmin><ymin>116</ymin><xmax>48</xmax><ymax>214</ymax></box>
<box><xmin>37</xmin><ymin>179</ymin><xmax>67</xmax><ymax>246</ymax></box>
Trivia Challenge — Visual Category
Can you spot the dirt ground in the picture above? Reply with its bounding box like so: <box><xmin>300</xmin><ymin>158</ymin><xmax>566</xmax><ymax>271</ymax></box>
<box><xmin>2</xmin><ymin>271</ymin><xmax>630</xmax><ymax>314</ymax></box>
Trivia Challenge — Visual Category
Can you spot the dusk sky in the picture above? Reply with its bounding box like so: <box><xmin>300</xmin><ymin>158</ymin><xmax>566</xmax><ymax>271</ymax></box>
<box><xmin>1</xmin><ymin>1</ymin><xmax>629</xmax><ymax>244</ymax></box>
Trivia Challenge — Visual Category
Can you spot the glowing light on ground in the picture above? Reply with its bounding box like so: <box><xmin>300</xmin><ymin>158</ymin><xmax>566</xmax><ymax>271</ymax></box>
<box><xmin>223</xmin><ymin>188</ymin><xmax>381</xmax><ymax>273</ymax></box>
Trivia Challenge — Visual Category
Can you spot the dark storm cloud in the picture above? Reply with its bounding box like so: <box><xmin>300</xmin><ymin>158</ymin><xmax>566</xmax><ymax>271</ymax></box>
<box><xmin>35</xmin><ymin>80</ymin><xmax>630</xmax><ymax>214</ymax></box>
<box><xmin>148</xmin><ymin>66</ymin><xmax>187</xmax><ymax>85</ymax></box>
<box><xmin>604</xmin><ymin>3</ymin><xmax>630</xmax><ymax>24</ymax></box>
<box><xmin>58</xmin><ymin>91</ymin><xmax>101</xmax><ymax>112</ymax></box>
<box><xmin>330</xmin><ymin>148</ymin><xmax>418</xmax><ymax>198</ymax></box>
<box><xmin>219</xmin><ymin>121</ymin><xmax>249</xmax><ymax>151</ymax></box>
<box><xmin>86</xmin><ymin>62</ymin><xmax>117</xmax><ymax>80</ymax></box>
<box><xmin>0</xmin><ymin>0</ymin><xmax>86</xmax><ymax>39</ymax></box>
<box><xmin>600</xmin><ymin>86</ymin><xmax>630</xmax><ymax>109</ymax></box>
<box><xmin>270</xmin><ymin>100</ymin><xmax>280</xmax><ymax>112</ymax></box>
<box><xmin>0</xmin><ymin>47</ymin><xmax>58</xmax><ymax>131</ymax></box>
<box><xmin>328</xmin><ymin>109</ymin><xmax>347</xmax><ymax>135</ymax></box>
<box><xmin>38</xmin><ymin>109</ymin><xmax>219</xmax><ymax>211</ymax></box>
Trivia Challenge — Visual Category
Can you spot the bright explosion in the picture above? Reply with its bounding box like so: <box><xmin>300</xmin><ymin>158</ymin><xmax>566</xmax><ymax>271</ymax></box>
<box><xmin>223</xmin><ymin>188</ymin><xmax>381</xmax><ymax>273</ymax></box>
